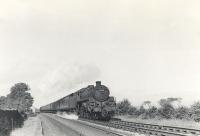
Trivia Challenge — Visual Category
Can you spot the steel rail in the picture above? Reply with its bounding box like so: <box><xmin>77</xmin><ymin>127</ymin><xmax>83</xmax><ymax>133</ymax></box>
<box><xmin>79</xmin><ymin>118</ymin><xmax>200</xmax><ymax>136</ymax></box>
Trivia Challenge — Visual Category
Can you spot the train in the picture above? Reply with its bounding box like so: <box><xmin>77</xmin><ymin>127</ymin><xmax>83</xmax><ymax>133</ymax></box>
<box><xmin>40</xmin><ymin>81</ymin><xmax>116</xmax><ymax>120</ymax></box>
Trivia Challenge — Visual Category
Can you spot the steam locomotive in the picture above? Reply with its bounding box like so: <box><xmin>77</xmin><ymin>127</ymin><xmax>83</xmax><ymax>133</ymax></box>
<box><xmin>40</xmin><ymin>81</ymin><xmax>116</xmax><ymax>120</ymax></box>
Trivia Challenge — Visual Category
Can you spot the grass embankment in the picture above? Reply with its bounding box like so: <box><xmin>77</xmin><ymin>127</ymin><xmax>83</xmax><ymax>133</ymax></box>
<box><xmin>116</xmin><ymin>115</ymin><xmax>200</xmax><ymax>129</ymax></box>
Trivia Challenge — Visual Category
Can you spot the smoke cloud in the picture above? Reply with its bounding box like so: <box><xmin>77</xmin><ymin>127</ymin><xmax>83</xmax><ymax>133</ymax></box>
<box><xmin>57</xmin><ymin>112</ymin><xmax>78</xmax><ymax>120</ymax></box>
<box><xmin>37</xmin><ymin>62</ymin><xmax>100</xmax><ymax>106</ymax></box>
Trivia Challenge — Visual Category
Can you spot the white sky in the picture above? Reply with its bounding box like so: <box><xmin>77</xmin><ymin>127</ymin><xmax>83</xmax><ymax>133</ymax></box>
<box><xmin>0</xmin><ymin>0</ymin><xmax>200</xmax><ymax>107</ymax></box>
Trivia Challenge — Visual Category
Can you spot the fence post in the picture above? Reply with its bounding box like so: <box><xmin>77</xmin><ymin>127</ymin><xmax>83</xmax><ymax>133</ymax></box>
<box><xmin>11</xmin><ymin>118</ymin><xmax>14</xmax><ymax>130</ymax></box>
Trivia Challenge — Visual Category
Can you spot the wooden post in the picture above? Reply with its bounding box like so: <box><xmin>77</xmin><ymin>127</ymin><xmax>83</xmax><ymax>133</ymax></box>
<box><xmin>11</xmin><ymin>118</ymin><xmax>14</xmax><ymax>130</ymax></box>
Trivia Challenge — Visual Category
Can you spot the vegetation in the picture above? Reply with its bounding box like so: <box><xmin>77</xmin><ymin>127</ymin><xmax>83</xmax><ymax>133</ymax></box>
<box><xmin>0</xmin><ymin>110</ymin><xmax>25</xmax><ymax>136</ymax></box>
<box><xmin>115</xmin><ymin>98</ymin><xmax>200</xmax><ymax>122</ymax></box>
<box><xmin>0</xmin><ymin>83</ymin><xmax>34</xmax><ymax>136</ymax></box>
<box><xmin>0</xmin><ymin>82</ymin><xmax>34</xmax><ymax>113</ymax></box>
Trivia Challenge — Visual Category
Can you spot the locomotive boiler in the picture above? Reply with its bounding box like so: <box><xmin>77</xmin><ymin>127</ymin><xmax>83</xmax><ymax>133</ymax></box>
<box><xmin>40</xmin><ymin>81</ymin><xmax>116</xmax><ymax>120</ymax></box>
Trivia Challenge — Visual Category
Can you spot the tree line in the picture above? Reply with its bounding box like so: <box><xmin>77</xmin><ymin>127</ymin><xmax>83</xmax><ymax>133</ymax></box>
<box><xmin>0</xmin><ymin>82</ymin><xmax>34</xmax><ymax>113</ymax></box>
<box><xmin>116</xmin><ymin>98</ymin><xmax>200</xmax><ymax>122</ymax></box>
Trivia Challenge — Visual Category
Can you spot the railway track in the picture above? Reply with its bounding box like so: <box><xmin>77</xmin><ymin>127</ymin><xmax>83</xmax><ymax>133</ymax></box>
<box><xmin>76</xmin><ymin>119</ymin><xmax>125</xmax><ymax>136</ymax></box>
<box><xmin>79</xmin><ymin>118</ymin><xmax>200</xmax><ymax>136</ymax></box>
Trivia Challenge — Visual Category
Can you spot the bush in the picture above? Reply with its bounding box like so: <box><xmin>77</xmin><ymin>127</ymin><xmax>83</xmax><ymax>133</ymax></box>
<box><xmin>175</xmin><ymin>106</ymin><xmax>190</xmax><ymax>120</ymax></box>
<box><xmin>128</xmin><ymin>106</ymin><xmax>137</xmax><ymax>115</ymax></box>
<box><xmin>0</xmin><ymin>110</ymin><xmax>26</xmax><ymax>136</ymax></box>
<box><xmin>158</xmin><ymin>104</ymin><xmax>175</xmax><ymax>119</ymax></box>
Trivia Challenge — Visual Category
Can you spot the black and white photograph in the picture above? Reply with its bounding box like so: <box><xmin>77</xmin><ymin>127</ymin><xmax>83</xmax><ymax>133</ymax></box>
<box><xmin>0</xmin><ymin>0</ymin><xmax>200</xmax><ymax>136</ymax></box>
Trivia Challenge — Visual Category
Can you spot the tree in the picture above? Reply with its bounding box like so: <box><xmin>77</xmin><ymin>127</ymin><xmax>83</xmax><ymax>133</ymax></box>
<box><xmin>190</xmin><ymin>102</ymin><xmax>200</xmax><ymax>121</ymax></box>
<box><xmin>158</xmin><ymin>104</ymin><xmax>175</xmax><ymax>119</ymax></box>
<box><xmin>158</xmin><ymin>97</ymin><xmax>182</xmax><ymax>119</ymax></box>
<box><xmin>6</xmin><ymin>83</ymin><xmax>34</xmax><ymax>112</ymax></box>
<box><xmin>116</xmin><ymin>99</ymin><xmax>131</xmax><ymax>115</ymax></box>
<box><xmin>159</xmin><ymin>97</ymin><xmax>182</xmax><ymax>107</ymax></box>
<box><xmin>142</xmin><ymin>101</ymin><xmax>152</xmax><ymax>109</ymax></box>
<box><xmin>139</xmin><ymin>105</ymin><xmax>145</xmax><ymax>114</ymax></box>
<box><xmin>0</xmin><ymin>96</ymin><xmax>7</xmax><ymax>109</ymax></box>
<box><xmin>148</xmin><ymin>106</ymin><xmax>158</xmax><ymax>118</ymax></box>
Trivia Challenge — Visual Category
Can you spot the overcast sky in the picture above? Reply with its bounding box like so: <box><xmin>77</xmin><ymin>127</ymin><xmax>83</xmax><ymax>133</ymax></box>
<box><xmin>0</xmin><ymin>0</ymin><xmax>200</xmax><ymax>107</ymax></box>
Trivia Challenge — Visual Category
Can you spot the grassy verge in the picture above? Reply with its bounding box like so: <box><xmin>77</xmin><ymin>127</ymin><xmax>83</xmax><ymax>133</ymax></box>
<box><xmin>115</xmin><ymin>115</ymin><xmax>200</xmax><ymax>129</ymax></box>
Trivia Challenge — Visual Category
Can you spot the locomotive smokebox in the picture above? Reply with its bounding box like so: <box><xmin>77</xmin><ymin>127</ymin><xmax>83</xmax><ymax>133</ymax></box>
<box><xmin>96</xmin><ymin>81</ymin><xmax>101</xmax><ymax>86</ymax></box>
<box><xmin>93</xmin><ymin>81</ymin><xmax>110</xmax><ymax>102</ymax></box>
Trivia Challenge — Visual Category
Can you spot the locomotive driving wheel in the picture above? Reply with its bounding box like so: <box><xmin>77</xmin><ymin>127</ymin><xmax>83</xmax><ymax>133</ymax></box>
<box><xmin>101</xmin><ymin>109</ymin><xmax>111</xmax><ymax>120</ymax></box>
<box><xmin>102</xmin><ymin>109</ymin><xmax>108</xmax><ymax>117</ymax></box>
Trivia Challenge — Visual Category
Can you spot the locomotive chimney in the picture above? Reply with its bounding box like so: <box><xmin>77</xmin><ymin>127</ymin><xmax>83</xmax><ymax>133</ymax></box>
<box><xmin>96</xmin><ymin>81</ymin><xmax>101</xmax><ymax>86</ymax></box>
